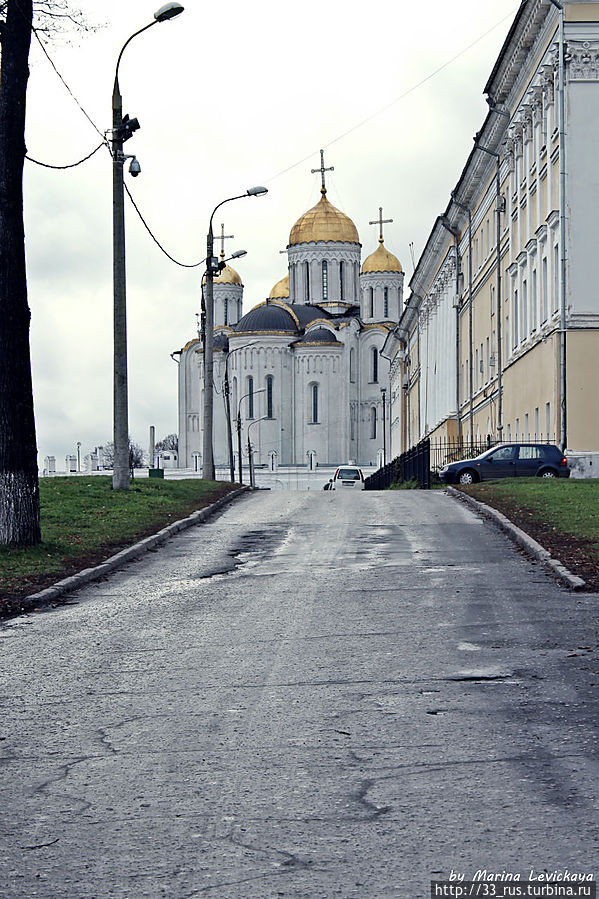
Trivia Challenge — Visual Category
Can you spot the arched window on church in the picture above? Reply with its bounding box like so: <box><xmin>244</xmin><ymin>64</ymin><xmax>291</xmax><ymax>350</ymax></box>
<box><xmin>369</xmin><ymin>288</ymin><xmax>374</xmax><ymax>319</ymax></box>
<box><xmin>310</xmin><ymin>383</ymin><xmax>319</xmax><ymax>424</ymax></box>
<box><xmin>321</xmin><ymin>260</ymin><xmax>328</xmax><ymax>301</ymax></box>
<box><xmin>371</xmin><ymin>346</ymin><xmax>379</xmax><ymax>383</ymax></box>
<box><xmin>305</xmin><ymin>261</ymin><xmax>310</xmax><ymax>302</ymax></box>
<box><xmin>247</xmin><ymin>376</ymin><xmax>254</xmax><ymax>419</ymax></box>
<box><xmin>349</xmin><ymin>348</ymin><xmax>356</xmax><ymax>383</ymax></box>
<box><xmin>370</xmin><ymin>406</ymin><xmax>377</xmax><ymax>439</ymax></box>
<box><xmin>339</xmin><ymin>261</ymin><xmax>344</xmax><ymax>301</ymax></box>
<box><xmin>224</xmin><ymin>298</ymin><xmax>229</xmax><ymax>326</ymax></box>
<box><xmin>266</xmin><ymin>376</ymin><xmax>274</xmax><ymax>419</ymax></box>
<box><xmin>383</xmin><ymin>287</ymin><xmax>389</xmax><ymax>319</ymax></box>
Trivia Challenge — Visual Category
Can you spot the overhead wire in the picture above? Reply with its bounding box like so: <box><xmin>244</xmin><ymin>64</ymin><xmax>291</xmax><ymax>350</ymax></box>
<box><xmin>26</xmin><ymin>140</ymin><xmax>107</xmax><ymax>169</ymax></box>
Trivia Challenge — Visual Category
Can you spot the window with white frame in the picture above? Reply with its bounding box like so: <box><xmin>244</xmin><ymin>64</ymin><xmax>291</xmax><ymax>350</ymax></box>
<box><xmin>531</xmin><ymin>268</ymin><xmax>537</xmax><ymax>332</ymax></box>
<box><xmin>541</xmin><ymin>256</ymin><xmax>548</xmax><ymax>323</ymax></box>
<box><xmin>513</xmin><ymin>287</ymin><xmax>519</xmax><ymax>347</ymax></box>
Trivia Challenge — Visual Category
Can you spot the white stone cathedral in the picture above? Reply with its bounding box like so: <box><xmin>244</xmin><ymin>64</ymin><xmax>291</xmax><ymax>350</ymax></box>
<box><xmin>177</xmin><ymin>154</ymin><xmax>404</xmax><ymax>471</ymax></box>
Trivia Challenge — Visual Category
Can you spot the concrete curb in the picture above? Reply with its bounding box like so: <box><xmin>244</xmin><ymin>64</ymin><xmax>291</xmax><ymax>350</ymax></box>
<box><xmin>446</xmin><ymin>486</ymin><xmax>586</xmax><ymax>590</ymax></box>
<box><xmin>22</xmin><ymin>486</ymin><xmax>250</xmax><ymax>609</ymax></box>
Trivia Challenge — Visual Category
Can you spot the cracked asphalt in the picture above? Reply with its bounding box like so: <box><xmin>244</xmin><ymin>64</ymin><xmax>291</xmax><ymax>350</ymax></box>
<box><xmin>0</xmin><ymin>490</ymin><xmax>597</xmax><ymax>898</ymax></box>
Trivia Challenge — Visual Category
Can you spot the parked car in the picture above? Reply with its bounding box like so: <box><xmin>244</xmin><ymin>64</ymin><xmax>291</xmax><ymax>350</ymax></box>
<box><xmin>331</xmin><ymin>466</ymin><xmax>365</xmax><ymax>490</ymax></box>
<box><xmin>439</xmin><ymin>443</ymin><xmax>570</xmax><ymax>485</ymax></box>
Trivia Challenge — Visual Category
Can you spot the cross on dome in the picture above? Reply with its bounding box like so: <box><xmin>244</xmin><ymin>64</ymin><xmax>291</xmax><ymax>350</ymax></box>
<box><xmin>217</xmin><ymin>223</ymin><xmax>234</xmax><ymax>259</ymax></box>
<box><xmin>369</xmin><ymin>207</ymin><xmax>393</xmax><ymax>244</ymax></box>
<box><xmin>311</xmin><ymin>149</ymin><xmax>334</xmax><ymax>196</ymax></box>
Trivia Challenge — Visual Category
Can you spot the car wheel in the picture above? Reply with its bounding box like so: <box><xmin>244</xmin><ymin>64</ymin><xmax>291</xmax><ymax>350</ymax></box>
<box><xmin>539</xmin><ymin>469</ymin><xmax>557</xmax><ymax>478</ymax></box>
<box><xmin>458</xmin><ymin>469</ymin><xmax>477</xmax><ymax>485</ymax></box>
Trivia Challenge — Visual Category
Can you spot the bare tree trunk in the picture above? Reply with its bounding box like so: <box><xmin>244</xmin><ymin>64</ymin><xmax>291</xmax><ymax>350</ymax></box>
<box><xmin>0</xmin><ymin>0</ymin><xmax>42</xmax><ymax>546</ymax></box>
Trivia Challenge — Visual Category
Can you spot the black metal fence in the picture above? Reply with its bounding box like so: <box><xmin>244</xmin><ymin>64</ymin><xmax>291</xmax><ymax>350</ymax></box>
<box><xmin>365</xmin><ymin>439</ymin><xmax>431</xmax><ymax>490</ymax></box>
<box><xmin>365</xmin><ymin>436</ymin><xmax>558</xmax><ymax>491</ymax></box>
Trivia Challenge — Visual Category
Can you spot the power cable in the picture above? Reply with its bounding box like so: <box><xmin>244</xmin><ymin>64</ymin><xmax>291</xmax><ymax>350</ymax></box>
<box><xmin>31</xmin><ymin>25</ymin><xmax>105</xmax><ymax>140</ymax></box>
<box><xmin>25</xmin><ymin>140</ymin><xmax>107</xmax><ymax>169</ymax></box>
<box><xmin>123</xmin><ymin>181</ymin><xmax>204</xmax><ymax>269</ymax></box>
<box><xmin>266</xmin><ymin>7</ymin><xmax>518</xmax><ymax>184</ymax></box>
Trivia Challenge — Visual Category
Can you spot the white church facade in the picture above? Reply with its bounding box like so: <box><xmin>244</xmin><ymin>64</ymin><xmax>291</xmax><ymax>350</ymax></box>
<box><xmin>177</xmin><ymin>157</ymin><xmax>404</xmax><ymax>471</ymax></box>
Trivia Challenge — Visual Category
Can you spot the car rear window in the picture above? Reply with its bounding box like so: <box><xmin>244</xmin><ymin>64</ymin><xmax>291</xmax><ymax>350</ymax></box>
<box><xmin>337</xmin><ymin>468</ymin><xmax>361</xmax><ymax>480</ymax></box>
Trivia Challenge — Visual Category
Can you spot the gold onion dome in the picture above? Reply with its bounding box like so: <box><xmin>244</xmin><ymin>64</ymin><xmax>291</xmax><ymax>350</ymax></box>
<box><xmin>361</xmin><ymin>240</ymin><xmax>403</xmax><ymax>274</ymax></box>
<box><xmin>214</xmin><ymin>262</ymin><xmax>243</xmax><ymax>286</ymax></box>
<box><xmin>289</xmin><ymin>191</ymin><xmax>359</xmax><ymax>246</ymax></box>
<box><xmin>269</xmin><ymin>273</ymin><xmax>290</xmax><ymax>300</ymax></box>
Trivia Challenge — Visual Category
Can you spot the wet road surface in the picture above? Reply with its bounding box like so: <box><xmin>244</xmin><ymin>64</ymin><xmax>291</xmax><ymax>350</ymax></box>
<box><xmin>0</xmin><ymin>490</ymin><xmax>597</xmax><ymax>897</ymax></box>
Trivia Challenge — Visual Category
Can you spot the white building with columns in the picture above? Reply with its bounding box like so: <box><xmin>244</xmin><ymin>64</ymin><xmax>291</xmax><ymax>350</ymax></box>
<box><xmin>176</xmin><ymin>157</ymin><xmax>404</xmax><ymax>471</ymax></box>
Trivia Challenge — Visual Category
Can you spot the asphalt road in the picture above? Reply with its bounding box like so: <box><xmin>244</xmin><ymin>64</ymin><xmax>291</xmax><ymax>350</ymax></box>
<box><xmin>0</xmin><ymin>490</ymin><xmax>597</xmax><ymax>898</ymax></box>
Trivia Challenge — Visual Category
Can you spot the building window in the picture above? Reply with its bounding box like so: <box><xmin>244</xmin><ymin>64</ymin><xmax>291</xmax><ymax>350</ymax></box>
<box><xmin>541</xmin><ymin>256</ymin><xmax>548</xmax><ymax>323</ymax></box>
<box><xmin>371</xmin><ymin>346</ymin><xmax>379</xmax><ymax>383</ymax></box>
<box><xmin>321</xmin><ymin>260</ymin><xmax>328</xmax><ymax>301</ymax></box>
<box><xmin>534</xmin><ymin>406</ymin><xmax>539</xmax><ymax>439</ymax></box>
<box><xmin>384</xmin><ymin>287</ymin><xmax>389</xmax><ymax>319</ymax></box>
<box><xmin>521</xmin><ymin>279</ymin><xmax>528</xmax><ymax>339</ymax></box>
<box><xmin>266</xmin><ymin>376</ymin><xmax>273</xmax><ymax>419</ymax></box>
<box><xmin>339</xmin><ymin>261</ymin><xmax>344</xmax><ymax>301</ymax></box>
<box><xmin>305</xmin><ymin>260</ymin><xmax>310</xmax><ymax>302</ymax></box>
<box><xmin>224</xmin><ymin>298</ymin><xmax>228</xmax><ymax>326</ymax></box>
<box><xmin>531</xmin><ymin>268</ymin><xmax>537</xmax><ymax>332</ymax></box>
<box><xmin>513</xmin><ymin>287</ymin><xmax>519</xmax><ymax>347</ymax></box>
<box><xmin>247</xmin><ymin>376</ymin><xmax>254</xmax><ymax>419</ymax></box>
<box><xmin>369</xmin><ymin>287</ymin><xmax>374</xmax><ymax>319</ymax></box>
<box><xmin>370</xmin><ymin>406</ymin><xmax>377</xmax><ymax>439</ymax></box>
<box><xmin>310</xmin><ymin>383</ymin><xmax>319</xmax><ymax>424</ymax></box>
<box><xmin>349</xmin><ymin>347</ymin><xmax>356</xmax><ymax>383</ymax></box>
<box><xmin>546</xmin><ymin>402</ymin><xmax>551</xmax><ymax>439</ymax></box>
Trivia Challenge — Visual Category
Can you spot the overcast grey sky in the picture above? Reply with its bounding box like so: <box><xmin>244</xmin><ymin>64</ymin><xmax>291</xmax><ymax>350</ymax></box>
<box><xmin>23</xmin><ymin>0</ymin><xmax>519</xmax><ymax>467</ymax></box>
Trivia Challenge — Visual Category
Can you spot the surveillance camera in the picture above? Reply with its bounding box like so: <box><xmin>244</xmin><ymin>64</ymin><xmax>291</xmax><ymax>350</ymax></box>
<box><xmin>129</xmin><ymin>157</ymin><xmax>141</xmax><ymax>177</ymax></box>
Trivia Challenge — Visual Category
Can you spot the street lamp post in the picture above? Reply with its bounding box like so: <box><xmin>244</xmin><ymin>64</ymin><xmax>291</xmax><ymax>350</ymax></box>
<box><xmin>223</xmin><ymin>341</ymin><xmax>257</xmax><ymax>483</ymax></box>
<box><xmin>111</xmin><ymin>3</ymin><xmax>184</xmax><ymax>491</ymax></box>
<box><xmin>380</xmin><ymin>388</ymin><xmax>387</xmax><ymax>465</ymax></box>
<box><xmin>202</xmin><ymin>187</ymin><xmax>268</xmax><ymax>481</ymax></box>
<box><xmin>247</xmin><ymin>417</ymin><xmax>268</xmax><ymax>488</ymax></box>
<box><xmin>236</xmin><ymin>387</ymin><xmax>266</xmax><ymax>485</ymax></box>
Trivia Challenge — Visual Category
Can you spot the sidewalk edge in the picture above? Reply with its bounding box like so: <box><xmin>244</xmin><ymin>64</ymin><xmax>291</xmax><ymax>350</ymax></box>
<box><xmin>446</xmin><ymin>486</ymin><xmax>586</xmax><ymax>591</ymax></box>
<box><xmin>21</xmin><ymin>486</ymin><xmax>250</xmax><ymax>609</ymax></box>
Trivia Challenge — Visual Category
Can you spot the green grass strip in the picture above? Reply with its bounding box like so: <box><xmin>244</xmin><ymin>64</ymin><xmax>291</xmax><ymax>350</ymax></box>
<box><xmin>0</xmin><ymin>477</ymin><xmax>236</xmax><ymax>597</ymax></box>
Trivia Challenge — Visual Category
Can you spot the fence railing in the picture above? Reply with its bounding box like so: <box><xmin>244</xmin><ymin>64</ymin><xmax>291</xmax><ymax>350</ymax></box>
<box><xmin>365</xmin><ymin>436</ymin><xmax>558</xmax><ymax>491</ymax></box>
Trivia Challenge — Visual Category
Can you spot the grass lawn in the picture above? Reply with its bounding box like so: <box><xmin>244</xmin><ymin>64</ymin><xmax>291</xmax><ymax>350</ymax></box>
<box><xmin>0</xmin><ymin>477</ymin><xmax>239</xmax><ymax>613</ymax></box>
<box><xmin>459</xmin><ymin>478</ymin><xmax>599</xmax><ymax>589</ymax></box>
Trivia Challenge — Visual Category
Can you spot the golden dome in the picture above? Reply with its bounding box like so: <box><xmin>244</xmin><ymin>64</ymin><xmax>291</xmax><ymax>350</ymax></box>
<box><xmin>289</xmin><ymin>191</ymin><xmax>359</xmax><ymax>246</ymax></box>
<box><xmin>361</xmin><ymin>240</ymin><xmax>403</xmax><ymax>274</ymax></box>
<box><xmin>214</xmin><ymin>263</ymin><xmax>242</xmax><ymax>286</ymax></box>
<box><xmin>269</xmin><ymin>273</ymin><xmax>290</xmax><ymax>299</ymax></box>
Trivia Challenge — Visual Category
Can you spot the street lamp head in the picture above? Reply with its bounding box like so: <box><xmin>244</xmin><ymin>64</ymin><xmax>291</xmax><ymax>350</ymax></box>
<box><xmin>246</xmin><ymin>186</ymin><xmax>268</xmax><ymax>197</ymax></box>
<box><xmin>154</xmin><ymin>3</ymin><xmax>185</xmax><ymax>22</ymax></box>
<box><xmin>231</xmin><ymin>249</ymin><xmax>247</xmax><ymax>259</ymax></box>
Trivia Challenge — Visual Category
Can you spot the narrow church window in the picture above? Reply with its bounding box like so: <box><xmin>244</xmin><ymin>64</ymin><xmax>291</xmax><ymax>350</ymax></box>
<box><xmin>311</xmin><ymin>383</ymin><xmax>319</xmax><ymax>423</ymax></box>
<box><xmin>349</xmin><ymin>348</ymin><xmax>356</xmax><ymax>383</ymax></box>
<box><xmin>305</xmin><ymin>261</ymin><xmax>310</xmax><ymax>302</ymax></box>
<box><xmin>266</xmin><ymin>376</ymin><xmax>274</xmax><ymax>419</ymax></box>
<box><xmin>369</xmin><ymin>288</ymin><xmax>374</xmax><ymax>319</ymax></box>
<box><xmin>384</xmin><ymin>287</ymin><xmax>389</xmax><ymax>319</ymax></box>
<box><xmin>370</xmin><ymin>407</ymin><xmax>377</xmax><ymax>439</ymax></box>
<box><xmin>339</xmin><ymin>261</ymin><xmax>344</xmax><ymax>301</ymax></box>
<box><xmin>224</xmin><ymin>298</ymin><xmax>228</xmax><ymax>326</ymax></box>
<box><xmin>322</xmin><ymin>260</ymin><xmax>328</xmax><ymax>301</ymax></box>
<box><xmin>371</xmin><ymin>346</ymin><xmax>378</xmax><ymax>383</ymax></box>
<box><xmin>248</xmin><ymin>376</ymin><xmax>254</xmax><ymax>418</ymax></box>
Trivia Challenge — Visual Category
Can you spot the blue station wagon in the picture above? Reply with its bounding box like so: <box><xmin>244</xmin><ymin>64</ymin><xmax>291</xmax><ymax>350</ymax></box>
<box><xmin>439</xmin><ymin>443</ymin><xmax>570</xmax><ymax>485</ymax></box>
